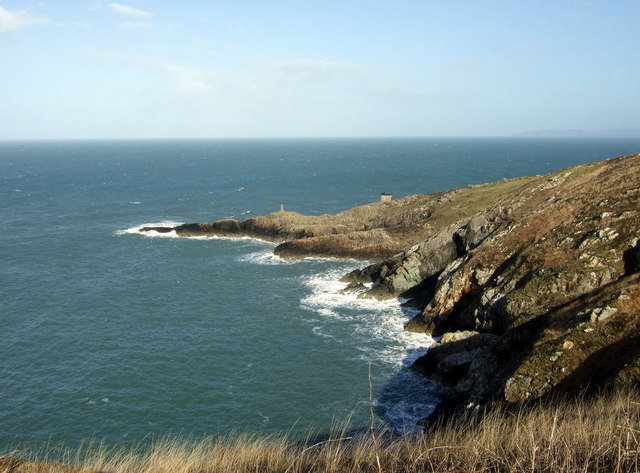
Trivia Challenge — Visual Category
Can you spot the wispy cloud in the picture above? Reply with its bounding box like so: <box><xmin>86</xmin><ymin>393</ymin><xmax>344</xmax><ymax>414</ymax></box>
<box><xmin>107</xmin><ymin>3</ymin><xmax>152</xmax><ymax>19</ymax></box>
<box><xmin>93</xmin><ymin>51</ymin><xmax>224</xmax><ymax>94</ymax></box>
<box><xmin>89</xmin><ymin>50</ymin><xmax>445</xmax><ymax>125</ymax></box>
<box><xmin>0</xmin><ymin>5</ymin><xmax>49</xmax><ymax>34</ymax></box>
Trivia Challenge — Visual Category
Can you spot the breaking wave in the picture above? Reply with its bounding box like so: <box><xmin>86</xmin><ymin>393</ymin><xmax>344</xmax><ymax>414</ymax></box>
<box><xmin>299</xmin><ymin>267</ymin><xmax>440</xmax><ymax>432</ymax></box>
<box><xmin>237</xmin><ymin>249</ymin><xmax>295</xmax><ymax>265</ymax></box>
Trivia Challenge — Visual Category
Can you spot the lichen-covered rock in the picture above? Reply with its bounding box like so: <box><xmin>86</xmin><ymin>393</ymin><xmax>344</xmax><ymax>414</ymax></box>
<box><xmin>439</xmin><ymin>330</ymin><xmax>479</xmax><ymax>344</ymax></box>
<box><xmin>586</xmin><ymin>306</ymin><xmax>618</xmax><ymax>322</ymax></box>
<box><xmin>402</xmin><ymin>153</ymin><xmax>640</xmax><ymax>416</ymax></box>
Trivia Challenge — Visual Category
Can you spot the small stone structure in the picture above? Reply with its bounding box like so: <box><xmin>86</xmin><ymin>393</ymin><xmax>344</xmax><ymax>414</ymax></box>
<box><xmin>380</xmin><ymin>193</ymin><xmax>393</xmax><ymax>202</ymax></box>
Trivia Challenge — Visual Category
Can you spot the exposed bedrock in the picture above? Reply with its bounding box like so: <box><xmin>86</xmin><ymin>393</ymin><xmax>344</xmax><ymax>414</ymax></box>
<box><xmin>337</xmin><ymin>153</ymin><xmax>640</xmax><ymax>418</ymax></box>
<box><xmin>397</xmin><ymin>153</ymin><xmax>640</xmax><ymax>417</ymax></box>
<box><xmin>340</xmin><ymin>210</ymin><xmax>507</xmax><ymax>300</ymax></box>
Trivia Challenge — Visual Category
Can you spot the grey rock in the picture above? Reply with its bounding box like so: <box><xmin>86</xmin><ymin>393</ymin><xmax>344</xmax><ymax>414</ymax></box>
<box><xmin>588</xmin><ymin>306</ymin><xmax>618</xmax><ymax>323</ymax></box>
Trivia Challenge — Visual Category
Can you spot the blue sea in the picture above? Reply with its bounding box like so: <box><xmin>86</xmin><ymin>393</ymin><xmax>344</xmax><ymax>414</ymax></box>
<box><xmin>2</xmin><ymin>138</ymin><xmax>639</xmax><ymax>450</ymax></box>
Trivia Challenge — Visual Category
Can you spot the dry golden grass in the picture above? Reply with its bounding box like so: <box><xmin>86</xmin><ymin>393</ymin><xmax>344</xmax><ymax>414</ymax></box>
<box><xmin>3</xmin><ymin>388</ymin><xmax>639</xmax><ymax>473</ymax></box>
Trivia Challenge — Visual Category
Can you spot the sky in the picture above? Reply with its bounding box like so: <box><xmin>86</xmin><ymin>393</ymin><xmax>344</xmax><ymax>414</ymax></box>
<box><xmin>0</xmin><ymin>1</ymin><xmax>638</xmax><ymax>140</ymax></box>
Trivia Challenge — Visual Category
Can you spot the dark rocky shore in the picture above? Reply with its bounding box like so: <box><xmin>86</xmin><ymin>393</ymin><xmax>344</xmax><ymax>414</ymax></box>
<box><xmin>141</xmin><ymin>153</ymin><xmax>640</xmax><ymax>420</ymax></box>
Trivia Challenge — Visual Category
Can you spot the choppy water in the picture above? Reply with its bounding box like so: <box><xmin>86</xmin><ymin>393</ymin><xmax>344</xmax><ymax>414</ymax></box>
<box><xmin>2</xmin><ymin>138</ymin><xmax>638</xmax><ymax>449</ymax></box>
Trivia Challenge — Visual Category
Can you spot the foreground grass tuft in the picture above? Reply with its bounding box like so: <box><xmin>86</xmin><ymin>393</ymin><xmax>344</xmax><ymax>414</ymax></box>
<box><xmin>3</xmin><ymin>388</ymin><xmax>639</xmax><ymax>473</ymax></box>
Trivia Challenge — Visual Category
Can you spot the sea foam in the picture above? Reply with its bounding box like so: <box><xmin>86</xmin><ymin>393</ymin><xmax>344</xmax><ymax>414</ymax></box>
<box><xmin>116</xmin><ymin>221</ymin><xmax>438</xmax><ymax>432</ymax></box>
<box><xmin>237</xmin><ymin>249</ymin><xmax>360</xmax><ymax>266</ymax></box>
<box><xmin>299</xmin><ymin>268</ymin><xmax>439</xmax><ymax>433</ymax></box>
<box><xmin>238</xmin><ymin>249</ymin><xmax>294</xmax><ymax>265</ymax></box>
<box><xmin>116</xmin><ymin>223</ymin><xmax>268</xmax><ymax>243</ymax></box>
<box><xmin>300</xmin><ymin>268</ymin><xmax>433</xmax><ymax>365</ymax></box>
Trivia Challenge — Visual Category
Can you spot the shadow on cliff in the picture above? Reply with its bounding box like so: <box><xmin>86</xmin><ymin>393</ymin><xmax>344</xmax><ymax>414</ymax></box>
<box><xmin>499</xmin><ymin>274</ymin><xmax>640</xmax><ymax>402</ymax></box>
<box><xmin>550</xmin><ymin>334</ymin><xmax>640</xmax><ymax>396</ymax></box>
<box><xmin>404</xmin><ymin>269</ymin><xmax>640</xmax><ymax>430</ymax></box>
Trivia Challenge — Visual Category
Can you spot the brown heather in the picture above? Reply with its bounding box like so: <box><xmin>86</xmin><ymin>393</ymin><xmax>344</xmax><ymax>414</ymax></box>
<box><xmin>2</xmin><ymin>387</ymin><xmax>638</xmax><ymax>473</ymax></box>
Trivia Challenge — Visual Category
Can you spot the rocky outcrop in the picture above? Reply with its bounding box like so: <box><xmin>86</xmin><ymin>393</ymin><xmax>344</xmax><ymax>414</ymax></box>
<box><xmin>340</xmin><ymin>208</ymin><xmax>508</xmax><ymax>300</ymax></box>
<box><xmin>359</xmin><ymin>153</ymin><xmax>640</xmax><ymax>416</ymax></box>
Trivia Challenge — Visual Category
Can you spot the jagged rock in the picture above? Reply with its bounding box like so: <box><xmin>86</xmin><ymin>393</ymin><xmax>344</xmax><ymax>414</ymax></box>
<box><xmin>454</xmin><ymin>352</ymin><xmax>499</xmax><ymax>397</ymax></box>
<box><xmin>339</xmin><ymin>282</ymin><xmax>368</xmax><ymax>296</ymax></box>
<box><xmin>440</xmin><ymin>330</ymin><xmax>479</xmax><ymax>344</ymax></box>
<box><xmin>402</xmin><ymin>153</ymin><xmax>640</xmax><ymax>416</ymax></box>
<box><xmin>404</xmin><ymin>316</ymin><xmax>431</xmax><ymax>333</ymax></box>
<box><xmin>364</xmin><ymin>228</ymin><xmax>461</xmax><ymax>298</ymax></box>
<box><xmin>139</xmin><ymin>226</ymin><xmax>174</xmax><ymax>233</ymax></box>
<box><xmin>437</xmin><ymin>352</ymin><xmax>473</xmax><ymax>381</ymax></box>
<box><xmin>504</xmin><ymin>375</ymin><xmax>534</xmax><ymax>402</ymax></box>
<box><xmin>587</xmin><ymin>306</ymin><xmax>618</xmax><ymax>322</ymax></box>
<box><xmin>345</xmin><ymin>207</ymin><xmax>508</xmax><ymax>300</ymax></box>
<box><xmin>412</xmin><ymin>332</ymin><xmax>500</xmax><ymax>378</ymax></box>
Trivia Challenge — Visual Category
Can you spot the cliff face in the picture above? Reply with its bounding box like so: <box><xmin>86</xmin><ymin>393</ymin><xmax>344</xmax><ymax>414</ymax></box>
<box><xmin>345</xmin><ymin>153</ymin><xmax>640</xmax><ymax>413</ymax></box>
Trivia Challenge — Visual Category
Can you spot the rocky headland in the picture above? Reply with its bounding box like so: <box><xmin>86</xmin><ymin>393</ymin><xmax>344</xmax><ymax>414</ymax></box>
<box><xmin>141</xmin><ymin>153</ymin><xmax>640</xmax><ymax>420</ymax></box>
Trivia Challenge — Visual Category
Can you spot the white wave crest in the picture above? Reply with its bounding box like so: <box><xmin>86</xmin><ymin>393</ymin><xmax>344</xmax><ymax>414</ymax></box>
<box><xmin>300</xmin><ymin>269</ymin><xmax>434</xmax><ymax>366</ymax></box>
<box><xmin>237</xmin><ymin>249</ymin><xmax>294</xmax><ymax>265</ymax></box>
<box><xmin>237</xmin><ymin>249</ymin><xmax>355</xmax><ymax>266</ymax></box>
<box><xmin>187</xmin><ymin>235</ymin><xmax>269</xmax><ymax>243</ymax></box>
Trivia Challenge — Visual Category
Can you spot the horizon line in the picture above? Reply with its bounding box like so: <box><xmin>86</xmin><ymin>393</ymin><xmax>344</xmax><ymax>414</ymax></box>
<box><xmin>2</xmin><ymin>134</ymin><xmax>640</xmax><ymax>143</ymax></box>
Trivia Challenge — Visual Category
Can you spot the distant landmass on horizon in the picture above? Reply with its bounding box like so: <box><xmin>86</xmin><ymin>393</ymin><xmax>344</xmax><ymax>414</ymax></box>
<box><xmin>514</xmin><ymin>128</ymin><xmax>640</xmax><ymax>138</ymax></box>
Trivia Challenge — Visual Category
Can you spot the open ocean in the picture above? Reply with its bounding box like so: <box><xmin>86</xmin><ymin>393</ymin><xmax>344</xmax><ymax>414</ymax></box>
<box><xmin>2</xmin><ymin>137</ymin><xmax>639</xmax><ymax>450</ymax></box>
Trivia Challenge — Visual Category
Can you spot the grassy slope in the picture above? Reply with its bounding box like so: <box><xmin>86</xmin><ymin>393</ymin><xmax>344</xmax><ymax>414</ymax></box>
<box><xmin>271</xmin><ymin>176</ymin><xmax>540</xmax><ymax>258</ymax></box>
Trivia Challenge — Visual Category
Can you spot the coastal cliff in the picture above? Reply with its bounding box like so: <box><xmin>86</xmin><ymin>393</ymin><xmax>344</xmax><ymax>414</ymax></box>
<box><xmin>345</xmin><ymin>153</ymin><xmax>640</xmax><ymax>417</ymax></box>
<box><xmin>142</xmin><ymin>153</ymin><xmax>640</xmax><ymax>417</ymax></box>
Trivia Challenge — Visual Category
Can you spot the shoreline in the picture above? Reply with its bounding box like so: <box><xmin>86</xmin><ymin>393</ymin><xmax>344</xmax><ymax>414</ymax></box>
<box><xmin>138</xmin><ymin>153</ymin><xmax>640</xmax><ymax>423</ymax></box>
